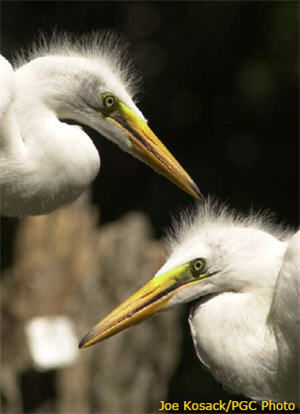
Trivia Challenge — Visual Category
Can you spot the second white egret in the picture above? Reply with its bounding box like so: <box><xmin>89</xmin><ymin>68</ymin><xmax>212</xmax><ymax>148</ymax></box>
<box><xmin>79</xmin><ymin>200</ymin><xmax>299</xmax><ymax>405</ymax></box>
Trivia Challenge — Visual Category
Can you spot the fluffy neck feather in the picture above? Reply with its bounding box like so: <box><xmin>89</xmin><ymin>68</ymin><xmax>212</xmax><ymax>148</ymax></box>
<box><xmin>190</xmin><ymin>289</ymin><xmax>279</xmax><ymax>400</ymax></box>
<box><xmin>1</xmin><ymin>103</ymin><xmax>100</xmax><ymax>215</ymax></box>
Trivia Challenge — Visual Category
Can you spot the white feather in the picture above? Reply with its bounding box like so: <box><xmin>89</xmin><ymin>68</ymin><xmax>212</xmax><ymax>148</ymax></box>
<box><xmin>13</xmin><ymin>31</ymin><xmax>141</xmax><ymax>100</ymax></box>
<box><xmin>166</xmin><ymin>197</ymin><xmax>292</xmax><ymax>254</ymax></box>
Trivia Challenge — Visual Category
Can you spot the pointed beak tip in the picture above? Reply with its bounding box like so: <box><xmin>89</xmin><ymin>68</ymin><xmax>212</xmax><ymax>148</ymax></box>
<box><xmin>78</xmin><ymin>336</ymin><xmax>88</xmax><ymax>349</ymax></box>
<box><xmin>191</xmin><ymin>182</ymin><xmax>203</xmax><ymax>200</ymax></box>
<box><xmin>78</xmin><ymin>329</ymin><xmax>97</xmax><ymax>349</ymax></box>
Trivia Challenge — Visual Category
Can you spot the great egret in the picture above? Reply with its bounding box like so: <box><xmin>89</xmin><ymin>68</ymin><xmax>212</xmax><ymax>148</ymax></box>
<box><xmin>0</xmin><ymin>33</ymin><xmax>201</xmax><ymax>216</ymax></box>
<box><xmin>79</xmin><ymin>200</ymin><xmax>299</xmax><ymax>405</ymax></box>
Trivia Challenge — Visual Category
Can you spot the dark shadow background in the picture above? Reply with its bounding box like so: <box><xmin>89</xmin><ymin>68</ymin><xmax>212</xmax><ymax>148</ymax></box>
<box><xmin>1</xmin><ymin>1</ymin><xmax>299</xmax><ymax>412</ymax></box>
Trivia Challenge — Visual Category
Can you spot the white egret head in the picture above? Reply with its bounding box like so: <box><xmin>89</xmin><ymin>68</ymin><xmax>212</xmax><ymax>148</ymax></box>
<box><xmin>14</xmin><ymin>32</ymin><xmax>201</xmax><ymax>199</ymax></box>
<box><xmin>79</xmin><ymin>199</ymin><xmax>289</xmax><ymax>348</ymax></box>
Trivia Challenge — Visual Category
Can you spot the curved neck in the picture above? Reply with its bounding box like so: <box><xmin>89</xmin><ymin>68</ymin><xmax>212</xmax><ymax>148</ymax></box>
<box><xmin>0</xmin><ymin>56</ymin><xmax>24</xmax><ymax>153</ymax></box>
<box><xmin>190</xmin><ymin>290</ymin><xmax>277</xmax><ymax>400</ymax></box>
<box><xmin>13</xmin><ymin>57</ymin><xmax>101</xmax><ymax>179</ymax></box>
<box><xmin>2</xmin><ymin>70</ymin><xmax>100</xmax><ymax>215</ymax></box>
<box><xmin>19</xmin><ymin>105</ymin><xmax>100</xmax><ymax>188</ymax></box>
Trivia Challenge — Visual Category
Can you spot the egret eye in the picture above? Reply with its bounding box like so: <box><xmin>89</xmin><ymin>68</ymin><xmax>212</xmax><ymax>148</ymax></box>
<box><xmin>191</xmin><ymin>258</ymin><xmax>206</xmax><ymax>278</ymax></box>
<box><xmin>102</xmin><ymin>94</ymin><xmax>117</xmax><ymax>111</ymax></box>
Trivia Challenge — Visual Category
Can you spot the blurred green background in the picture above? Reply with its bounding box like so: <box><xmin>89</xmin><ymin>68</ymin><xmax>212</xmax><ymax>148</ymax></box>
<box><xmin>1</xmin><ymin>1</ymin><xmax>299</xmax><ymax>412</ymax></box>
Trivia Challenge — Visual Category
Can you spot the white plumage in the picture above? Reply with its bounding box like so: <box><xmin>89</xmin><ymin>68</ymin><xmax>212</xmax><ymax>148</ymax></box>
<box><xmin>14</xmin><ymin>33</ymin><xmax>140</xmax><ymax>93</ymax></box>
<box><xmin>0</xmin><ymin>32</ymin><xmax>200</xmax><ymax>216</ymax></box>
<box><xmin>79</xmin><ymin>199</ymin><xmax>299</xmax><ymax>405</ymax></box>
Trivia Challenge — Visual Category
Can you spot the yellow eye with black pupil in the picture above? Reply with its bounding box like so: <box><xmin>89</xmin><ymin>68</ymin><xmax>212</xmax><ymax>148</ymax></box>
<box><xmin>191</xmin><ymin>258</ymin><xmax>206</xmax><ymax>277</ymax></box>
<box><xmin>103</xmin><ymin>94</ymin><xmax>117</xmax><ymax>110</ymax></box>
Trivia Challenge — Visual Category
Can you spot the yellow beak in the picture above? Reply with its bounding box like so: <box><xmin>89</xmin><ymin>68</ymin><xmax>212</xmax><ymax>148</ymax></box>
<box><xmin>109</xmin><ymin>103</ymin><xmax>202</xmax><ymax>200</ymax></box>
<box><xmin>79</xmin><ymin>263</ymin><xmax>197</xmax><ymax>349</ymax></box>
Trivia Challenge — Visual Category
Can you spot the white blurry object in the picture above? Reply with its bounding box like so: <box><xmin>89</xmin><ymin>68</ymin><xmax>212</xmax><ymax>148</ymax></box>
<box><xmin>25</xmin><ymin>316</ymin><xmax>79</xmax><ymax>370</ymax></box>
